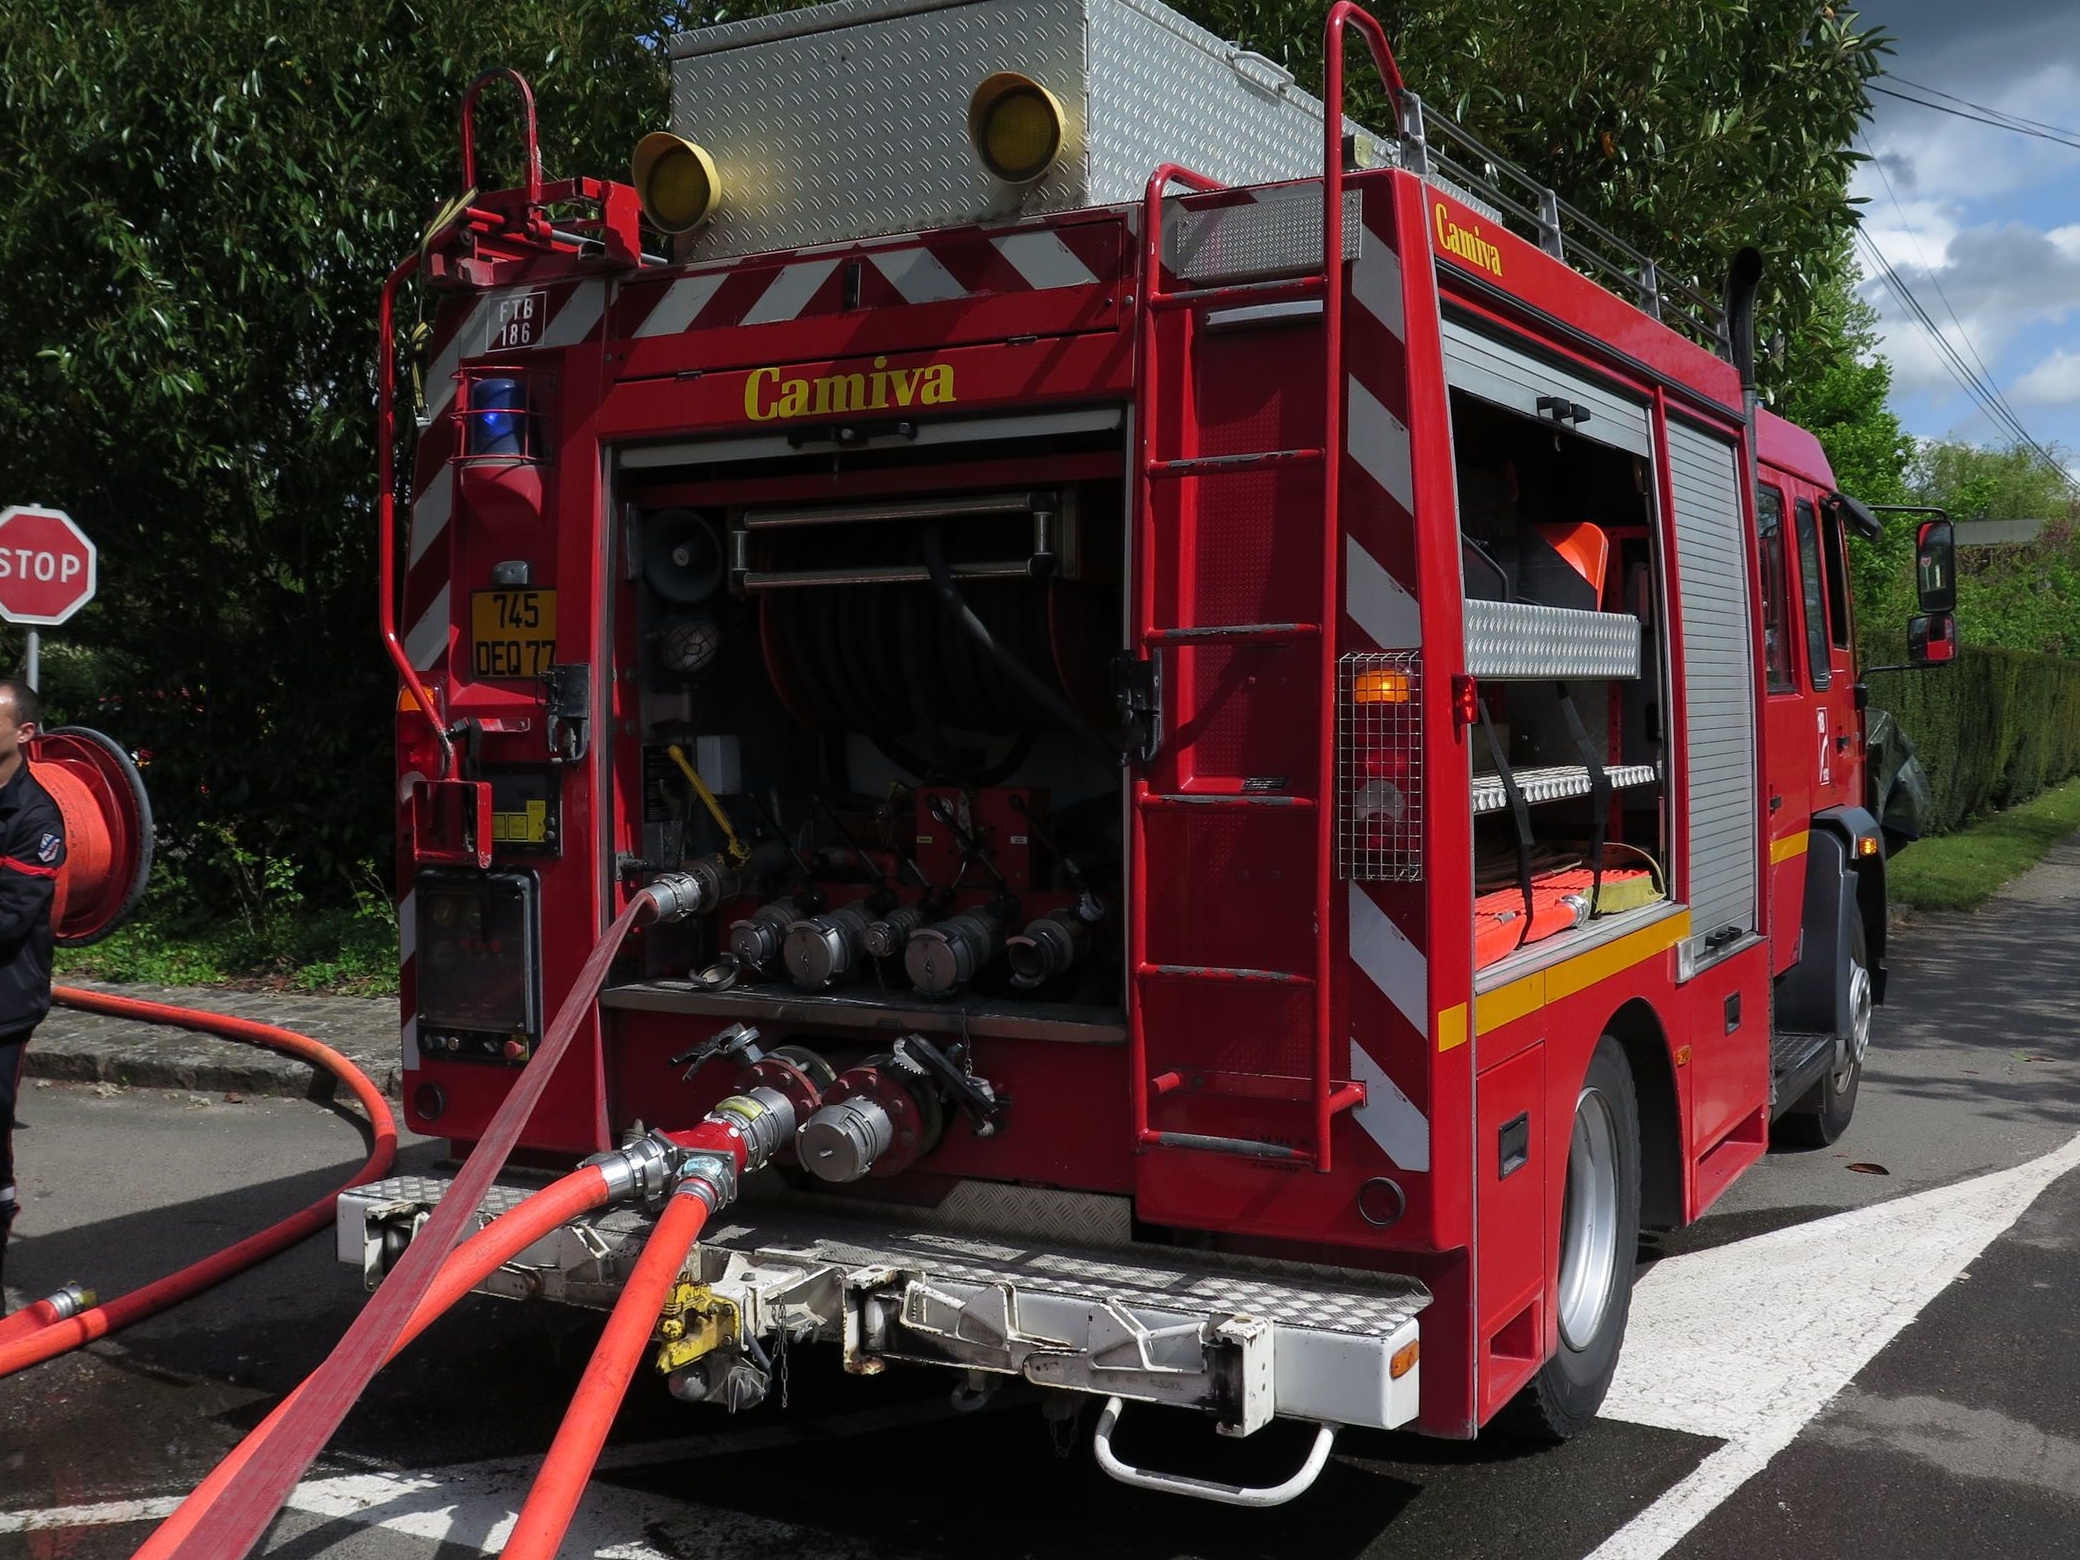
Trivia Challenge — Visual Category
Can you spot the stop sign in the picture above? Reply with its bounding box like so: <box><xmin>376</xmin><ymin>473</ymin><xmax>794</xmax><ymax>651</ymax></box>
<box><xmin>0</xmin><ymin>506</ymin><xmax>96</xmax><ymax>626</ymax></box>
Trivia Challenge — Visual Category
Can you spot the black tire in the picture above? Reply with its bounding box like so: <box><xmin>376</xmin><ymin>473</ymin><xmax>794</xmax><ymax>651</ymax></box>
<box><xmin>1500</xmin><ymin>1034</ymin><xmax>1641</xmax><ymax>1443</ymax></box>
<box><xmin>1775</xmin><ymin>917</ymin><xmax>1869</xmax><ymax>1148</ymax></box>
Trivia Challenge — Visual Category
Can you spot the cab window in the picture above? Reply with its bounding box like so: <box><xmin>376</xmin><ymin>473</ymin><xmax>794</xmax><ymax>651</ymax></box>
<box><xmin>1820</xmin><ymin>499</ymin><xmax>1852</xmax><ymax>651</ymax></box>
<box><xmin>1793</xmin><ymin>497</ymin><xmax>1832</xmax><ymax>691</ymax></box>
<box><xmin>1756</xmin><ymin>485</ymin><xmax>1796</xmax><ymax>693</ymax></box>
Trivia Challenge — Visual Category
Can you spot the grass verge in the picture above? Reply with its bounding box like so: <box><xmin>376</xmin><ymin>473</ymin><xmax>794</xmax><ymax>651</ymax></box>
<box><xmin>56</xmin><ymin>901</ymin><xmax>398</xmax><ymax>996</ymax></box>
<box><xmin>1888</xmin><ymin>773</ymin><xmax>2080</xmax><ymax>913</ymax></box>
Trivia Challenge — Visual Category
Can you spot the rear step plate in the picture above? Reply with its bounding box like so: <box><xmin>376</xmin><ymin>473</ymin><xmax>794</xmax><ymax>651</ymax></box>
<box><xmin>338</xmin><ymin>1176</ymin><xmax>1429</xmax><ymax>1434</ymax></box>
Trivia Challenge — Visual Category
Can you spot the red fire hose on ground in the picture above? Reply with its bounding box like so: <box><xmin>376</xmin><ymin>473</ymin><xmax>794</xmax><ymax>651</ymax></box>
<box><xmin>125</xmin><ymin>869</ymin><xmax>791</xmax><ymax>1560</ymax></box>
<box><xmin>0</xmin><ymin>988</ymin><xmax>399</xmax><ymax>1379</ymax></box>
<box><xmin>130</xmin><ymin>1161</ymin><xmax>618</xmax><ymax>1560</ymax></box>
<box><xmin>8</xmin><ymin>706</ymin><xmax>760</xmax><ymax>1557</ymax></box>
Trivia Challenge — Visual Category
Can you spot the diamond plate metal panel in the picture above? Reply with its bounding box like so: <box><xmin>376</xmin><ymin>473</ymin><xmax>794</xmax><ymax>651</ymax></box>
<box><xmin>347</xmin><ymin>1175</ymin><xmax>535</xmax><ymax>1217</ymax></box>
<box><xmin>1470</xmin><ymin>762</ymin><xmax>1657</xmax><ymax>816</ymax></box>
<box><xmin>1165</xmin><ymin>187</ymin><xmax>1361</xmax><ymax>284</ymax></box>
<box><xmin>1085</xmin><ymin>0</ymin><xmax>1356</xmax><ymax>200</ymax></box>
<box><xmin>1463</xmin><ymin>600</ymin><xmax>1642</xmax><ymax>680</ymax></box>
<box><xmin>709</xmin><ymin>1217</ymin><xmax>1431</xmax><ymax>1337</ymax></box>
<box><xmin>668</xmin><ymin>0</ymin><xmax>1088</xmax><ymax>262</ymax></box>
<box><xmin>339</xmin><ymin>1175</ymin><xmax>1430</xmax><ymax>1338</ymax></box>
<box><xmin>664</xmin><ymin>0</ymin><xmax>1392</xmax><ymax>261</ymax></box>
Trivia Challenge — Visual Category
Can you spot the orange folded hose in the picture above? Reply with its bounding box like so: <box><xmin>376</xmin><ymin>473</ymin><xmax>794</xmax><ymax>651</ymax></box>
<box><xmin>0</xmin><ymin>986</ymin><xmax>397</xmax><ymax>1379</ymax></box>
<box><xmin>499</xmin><ymin>1184</ymin><xmax>711</xmax><ymax>1560</ymax></box>
<box><xmin>132</xmin><ymin>1163</ymin><xmax>613</xmax><ymax>1560</ymax></box>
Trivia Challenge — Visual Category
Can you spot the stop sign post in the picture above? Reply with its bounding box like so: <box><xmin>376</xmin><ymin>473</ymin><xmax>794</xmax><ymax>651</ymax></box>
<box><xmin>0</xmin><ymin>505</ymin><xmax>98</xmax><ymax>691</ymax></box>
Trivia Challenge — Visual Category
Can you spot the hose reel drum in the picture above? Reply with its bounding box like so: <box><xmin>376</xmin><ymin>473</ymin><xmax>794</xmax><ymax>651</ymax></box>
<box><xmin>30</xmin><ymin>725</ymin><xmax>153</xmax><ymax>945</ymax></box>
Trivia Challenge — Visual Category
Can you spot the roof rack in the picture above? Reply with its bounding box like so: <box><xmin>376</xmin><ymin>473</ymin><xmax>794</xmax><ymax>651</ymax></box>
<box><xmin>1391</xmin><ymin>91</ymin><xmax>1729</xmax><ymax>353</ymax></box>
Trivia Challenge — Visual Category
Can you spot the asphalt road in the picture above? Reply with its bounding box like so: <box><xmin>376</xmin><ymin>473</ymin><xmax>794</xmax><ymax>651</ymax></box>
<box><xmin>6</xmin><ymin>840</ymin><xmax>2080</xmax><ymax>1559</ymax></box>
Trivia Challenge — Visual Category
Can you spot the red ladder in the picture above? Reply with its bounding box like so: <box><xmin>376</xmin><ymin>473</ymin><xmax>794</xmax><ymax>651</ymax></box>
<box><xmin>1124</xmin><ymin>6</ymin><xmax>1407</xmax><ymax>1176</ymax></box>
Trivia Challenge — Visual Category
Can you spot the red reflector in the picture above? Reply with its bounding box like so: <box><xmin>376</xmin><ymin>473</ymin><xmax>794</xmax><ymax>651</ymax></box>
<box><xmin>1451</xmin><ymin>673</ymin><xmax>1479</xmax><ymax>727</ymax></box>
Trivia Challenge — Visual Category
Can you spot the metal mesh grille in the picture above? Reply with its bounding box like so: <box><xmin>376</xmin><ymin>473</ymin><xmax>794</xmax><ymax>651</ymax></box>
<box><xmin>1337</xmin><ymin>652</ymin><xmax>1422</xmax><ymax>882</ymax></box>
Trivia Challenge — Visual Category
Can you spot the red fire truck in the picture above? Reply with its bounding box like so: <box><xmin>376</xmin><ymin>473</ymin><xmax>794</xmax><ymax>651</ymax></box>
<box><xmin>341</xmin><ymin>0</ymin><xmax>1958</xmax><ymax>1502</ymax></box>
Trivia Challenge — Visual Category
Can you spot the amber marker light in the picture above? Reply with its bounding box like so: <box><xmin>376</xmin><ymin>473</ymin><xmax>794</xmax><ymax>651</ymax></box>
<box><xmin>1390</xmin><ymin>1340</ymin><xmax>1421</xmax><ymax>1379</ymax></box>
<box><xmin>1354</xmin><ymin>668</ymin><xmax>1414</xmax><ymax>704</ymax></box>
<box><xmin>968</xmin><ymin>72</ymin><xmax>1066</xmax><ymax>184</ymax></box>
<box><xmin>632</xmin><ymin>132</ymin><xmax>722</xmax><ymax>233</ymax></box>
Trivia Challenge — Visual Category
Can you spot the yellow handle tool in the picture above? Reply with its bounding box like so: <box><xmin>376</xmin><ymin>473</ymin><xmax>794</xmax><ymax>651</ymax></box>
<box><xmin>667</xmin><ymin>744</ymin><xmax>751</xmax><ymax>867</ymax></box>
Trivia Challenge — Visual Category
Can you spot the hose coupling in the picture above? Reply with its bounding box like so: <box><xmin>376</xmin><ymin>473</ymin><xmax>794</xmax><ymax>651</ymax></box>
<box><xmin>583</xmin><ymin>1129</ymin><xmax>680</xmax><ymax>1207</ymax></box>
<box><xmin>640</xmin><ymin>855</ymin><xmax>741</xmax><ymax>923</ymax></box>
<box><xmin>673</xmin><ymin>1151</ymin><xmax>738</xmax><ymax>1211</ymax></box>
<box><xmin>705</xmin><ymin>1085</ymin><xmax>798</xmax><ymax>1171</ymax></box>
<box><xmin>36</xmin><ymin>1282</ymin><xmax>95</xmax><ymax>1321</ymax></box>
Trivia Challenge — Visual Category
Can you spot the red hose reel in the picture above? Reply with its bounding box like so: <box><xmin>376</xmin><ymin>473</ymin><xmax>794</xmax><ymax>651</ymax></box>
<box><xmin>28</xmin><ymin>724</ymin><xmax>153</xmax><ymax>945</ymax></box>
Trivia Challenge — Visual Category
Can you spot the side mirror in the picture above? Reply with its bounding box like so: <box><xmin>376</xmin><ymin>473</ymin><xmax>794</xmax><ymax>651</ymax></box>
<box><xmin>1915</xmin><ymin>518</ymin><xmax>1956</xmax><ymax>613</ymax></box>
<box><xmin>1908</xmin><ymin>611</ymin><xmax>1957</xmax><ymax>666</ymax></box>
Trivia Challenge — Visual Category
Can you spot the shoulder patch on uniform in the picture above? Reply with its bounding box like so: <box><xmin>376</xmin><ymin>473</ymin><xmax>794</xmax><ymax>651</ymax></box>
<box><xmin>36</xmin><ymin>832</ymin><xmax>60</xmax><ymax>864</ymax></box>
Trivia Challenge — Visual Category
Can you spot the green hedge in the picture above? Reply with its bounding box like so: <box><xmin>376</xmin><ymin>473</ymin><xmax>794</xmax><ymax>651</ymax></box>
<box><xmin>1865</xmin><ymin>646</ymin><xmax>2080</xmax><ymax>834</ymax></box>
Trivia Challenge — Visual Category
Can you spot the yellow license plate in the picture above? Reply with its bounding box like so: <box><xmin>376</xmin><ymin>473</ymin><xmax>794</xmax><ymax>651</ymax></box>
<box><xmin>470</xmin><ymin>589</ymin><xmax>557</xmax><ymax>680</ymax></box>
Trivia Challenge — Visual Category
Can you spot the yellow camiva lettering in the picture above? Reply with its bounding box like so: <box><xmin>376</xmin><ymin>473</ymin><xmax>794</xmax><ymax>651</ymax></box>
<box><xmin>740</xmin><ymin>358</ymin><xmax>960</xmax><ymax>422</ymax></box>
<box><xmin>814</xmin><ymin>373</ymin><xmax>868</xmax><ymax>415</ymax></box>
<box><xmin>1433</xmin><ymin>200</ymin><xmax>1504</xmax><ymax>279</ymax></box>
<box><xmin>744</xmin><ymin>366</ymin><xmax>780</xmax><ymax>421</ymax></box>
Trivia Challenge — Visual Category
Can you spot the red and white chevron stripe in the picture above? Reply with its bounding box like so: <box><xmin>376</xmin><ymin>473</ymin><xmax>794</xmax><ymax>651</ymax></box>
<box><xmin>615</xmin><ymin>221</ymin><xmax>1120</xmax><ymax>340</ymax></box>
<box><xmin>1334</xmin><ymin>180</ymin><xmax>1437</xmax><ymax>1177</ymax></box>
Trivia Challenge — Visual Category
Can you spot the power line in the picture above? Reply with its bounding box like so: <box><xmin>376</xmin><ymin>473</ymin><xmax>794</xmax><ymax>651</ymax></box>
<box><xmin>1868</xmin><ymin>83</ymin><xmax>2080</xmax><ymax>152</ymax></box>
<box><xmin>1852</xmin><ymin>231</ymin><xmax>2036</xmax><ymax>456</ymax></box>
<box><xmin>1859</xmin><ymin>134</ymin><xmax>2019</xmax><ymax>439</ymax></box>
<box><xmin>1855</xmin><ymin>230</ymin><xmax>2077</xmax><ymax>492</ymax></box>
<box><xmin>1884</xmin><ymin>74</ymin><xmax>2080</xmax><ymax>143</ymax></box>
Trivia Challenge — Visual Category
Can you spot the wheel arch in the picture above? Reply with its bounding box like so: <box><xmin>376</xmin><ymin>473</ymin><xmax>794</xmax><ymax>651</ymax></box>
<box><xmin>1604</xmin><ymin>998</ymin><xmax>1683</xmax><ymax>1231</ymax></box>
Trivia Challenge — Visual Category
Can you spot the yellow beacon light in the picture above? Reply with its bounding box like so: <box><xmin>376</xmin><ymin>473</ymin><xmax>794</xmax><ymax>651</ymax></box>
<box><xmin>968</xmin><ymin>72</ymin><xmax>1065</xmax><ymax>184</ymax></box>
<box><xmin>632</xmin><ymin>132</ymin><xmax>722</xmax><ymax>233</ymax></box>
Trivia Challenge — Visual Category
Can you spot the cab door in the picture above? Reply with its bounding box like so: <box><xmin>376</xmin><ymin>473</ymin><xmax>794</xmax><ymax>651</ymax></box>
<box><xmin>1790</xmin><ymin>489</ymin><xmax>1860</xmax><ymax>816</ymax></box>
<box><xmin>1755</xmin><ymin>480</ymin><xmax>1809</xmax><ymax>975</ymax></box>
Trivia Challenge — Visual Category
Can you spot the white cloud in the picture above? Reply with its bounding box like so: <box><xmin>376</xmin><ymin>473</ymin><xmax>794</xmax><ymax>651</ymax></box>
<box><xmin>1861</xmin><ymin>61</ymin><xmax>2080</xmax><ymax>207</ymax></box>
<box><xmin>2012</xmin><ymin>348</ymin><xmax>2080</xmax><ymax>405</ymax></box>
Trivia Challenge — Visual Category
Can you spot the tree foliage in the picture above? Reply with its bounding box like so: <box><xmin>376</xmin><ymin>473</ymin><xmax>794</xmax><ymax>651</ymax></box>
<box><xmin>0</xmin><ymin>0</ymin><xmax>693</xmax><ymax>910</ymax></box>
<box><xmin>1180</xmin><ymin>1</ymin><xmax>1890</xmax><ymax>387</ymax></box>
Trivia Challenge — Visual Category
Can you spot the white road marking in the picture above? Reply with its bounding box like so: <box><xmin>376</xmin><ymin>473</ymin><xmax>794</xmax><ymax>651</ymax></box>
<box><xmin>1591</xmin><ymin>1129</ymin><xmax>2080</xmax><ymax>1560</ymax></box>
<box><xmin>0</xmin><ymin>1401</ymin><xmax>959</xmax><ymax>1551</ymax></box>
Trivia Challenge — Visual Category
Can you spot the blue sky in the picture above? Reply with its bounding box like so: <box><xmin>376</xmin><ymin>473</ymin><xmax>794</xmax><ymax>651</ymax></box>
<box><xmin>1853</xmin><ymin>1</ymin><xmax>2080</xmax><ymax>469</ymax></box>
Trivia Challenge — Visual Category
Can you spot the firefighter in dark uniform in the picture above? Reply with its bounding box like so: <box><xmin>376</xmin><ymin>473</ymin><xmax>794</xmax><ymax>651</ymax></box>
<box><xmin>0</xmin><ymin>680</ymin><xmax>62</xmax><ymax>1294</ymax></box>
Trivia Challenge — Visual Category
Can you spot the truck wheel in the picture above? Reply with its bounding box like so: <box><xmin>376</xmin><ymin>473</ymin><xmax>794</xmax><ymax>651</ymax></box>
<box><xmin>1501</xmin><ymin>1035</ymin><xmax>1641</xmax><ymax>1443</ymax></box>
<box><xmin>1777</xmin><ymin>917</ymin><xmax>1870</xmax><ymax>1148</ymax></box>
